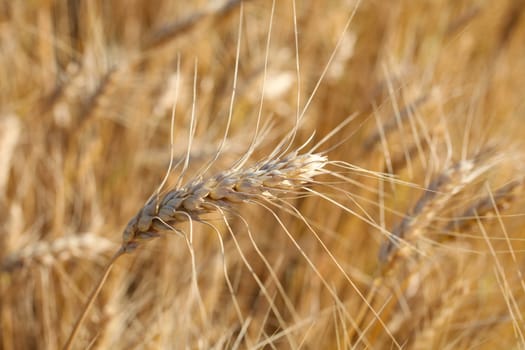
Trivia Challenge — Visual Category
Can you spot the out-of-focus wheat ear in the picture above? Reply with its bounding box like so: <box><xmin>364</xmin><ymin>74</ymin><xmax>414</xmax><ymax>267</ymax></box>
<box><xmin>1</xmin><ymin>233</ymin><xmax>117</xmax><ymax>273</ymax></box>
<box><xmin>76</xmin><ymin>68</ymin><xmax>117</xmax><ymax>128</ymax></box>
<box><xmin>143</xmin><ymin>0</ymin><xmax>248</xmax><ymax>49</ymax></box>
<box><xmin>378</xmin><ymin>148</ymin><xmax>506</xmax><ymax>268</ymax></box>
<box><xmin>445</xmin><ymin>178</ymin><xmax>524</xmax><ymax>234</ymax></box>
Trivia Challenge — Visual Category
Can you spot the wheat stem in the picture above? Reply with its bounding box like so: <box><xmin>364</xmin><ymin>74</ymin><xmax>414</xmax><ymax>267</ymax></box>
<box><xmin>63</xmin><ymin>248</ymin><xmax>124</xmax><ymax>350</ymax></box>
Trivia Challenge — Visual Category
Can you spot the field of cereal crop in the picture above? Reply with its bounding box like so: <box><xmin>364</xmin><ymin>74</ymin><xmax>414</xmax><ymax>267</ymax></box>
<box><xmin>1</xmin><ymin>1</ymin><xmax>525</xmax><ymax>349</ymax></box>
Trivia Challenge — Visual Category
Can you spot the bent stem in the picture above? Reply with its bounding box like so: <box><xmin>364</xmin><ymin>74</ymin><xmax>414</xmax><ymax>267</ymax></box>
<box><xmin>63</xmin><ymin>247</ymin><xmax>126</xmax><ymax>350</ymax></box>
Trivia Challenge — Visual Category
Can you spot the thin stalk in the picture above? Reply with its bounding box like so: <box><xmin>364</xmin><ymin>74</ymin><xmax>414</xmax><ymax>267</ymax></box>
<box><xmin>63</xmin><ymin>248</ymin><xmax>125</xmax><ymax>350</ymax></box>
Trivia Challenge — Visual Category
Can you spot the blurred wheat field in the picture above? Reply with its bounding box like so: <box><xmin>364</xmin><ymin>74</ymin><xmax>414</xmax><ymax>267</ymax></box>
<box><xmin>2</xmin><ymin>0</ymin><xmax>525</xmax><ymax>349</ymax></box>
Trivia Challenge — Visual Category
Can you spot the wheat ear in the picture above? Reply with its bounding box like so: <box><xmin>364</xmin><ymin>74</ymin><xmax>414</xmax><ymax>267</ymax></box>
<box><xmin>121</xmin><ymin>151</ymin><xmax>327</xmax><ymax>250</ymax></box>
